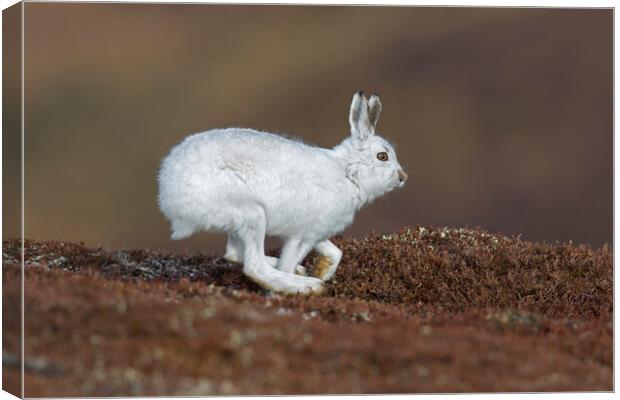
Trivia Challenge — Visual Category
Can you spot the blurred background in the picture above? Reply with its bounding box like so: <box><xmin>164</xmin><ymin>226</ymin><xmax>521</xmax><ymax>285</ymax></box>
<box><xmin>5</xmin><ymin>4</ymin><xmax>612</xmax><ymax>252</ymax></box>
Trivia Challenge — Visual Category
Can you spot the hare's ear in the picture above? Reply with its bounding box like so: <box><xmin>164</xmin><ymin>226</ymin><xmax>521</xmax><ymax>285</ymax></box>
<box><xmin>368</xmin><ymin>93</ymin><xmax>382</xmax><ymax>130</ymax></box>
<box><xmin>349</xmin><ymin>91</ymin><xmax>373</xmax><ymax>143</ymax></box>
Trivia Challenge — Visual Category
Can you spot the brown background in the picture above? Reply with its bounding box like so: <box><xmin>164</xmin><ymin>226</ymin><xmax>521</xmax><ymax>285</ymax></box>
<box><xmin>5</xmin><ymin>4</ymin><xmax>612</xmax><ymax>252</ymax></box>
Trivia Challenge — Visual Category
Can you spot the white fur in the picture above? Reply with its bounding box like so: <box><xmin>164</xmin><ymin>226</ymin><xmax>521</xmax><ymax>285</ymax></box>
<box><xmin>157</xmin><ymin>92</ymin><xmax>406</xmax><ymax>294</ymax></box>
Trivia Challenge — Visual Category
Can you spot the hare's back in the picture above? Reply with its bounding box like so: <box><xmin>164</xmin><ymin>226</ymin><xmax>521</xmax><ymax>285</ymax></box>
<box><xmin>182</xmin><ymin>128</ymin><xmax>308</xmax><ymax>163</ymax></box>
<box><xmin>164</xmin><ymin>128</ymin><xmax>320</xmax><ymax>194</ymax></box>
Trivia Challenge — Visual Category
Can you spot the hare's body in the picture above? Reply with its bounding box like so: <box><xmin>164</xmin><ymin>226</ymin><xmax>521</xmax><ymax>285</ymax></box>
<box><xmin>158</xmin><ymin>92</ymin><xmax>407</xmax><ymax>294</ymax></box>
<box><xmin>159</xmin><ymin>129</ymin><xmax>358</xmax><ymax>243</ymax></box>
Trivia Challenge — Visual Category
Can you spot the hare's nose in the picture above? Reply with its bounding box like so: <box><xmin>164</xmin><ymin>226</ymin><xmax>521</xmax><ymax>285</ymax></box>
<box><xmin>398</xmin><ymin>169</ymin><xmax>408</xmax><ymax>182</ymax></box>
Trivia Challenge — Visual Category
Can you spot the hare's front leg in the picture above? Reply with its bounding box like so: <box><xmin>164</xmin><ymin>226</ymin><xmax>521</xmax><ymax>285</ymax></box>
<box><xmin>235</xmin><ymin>208</ymin><xmax>323</xmax><ymax>294</ymax></box>
<box><xmin>276</xmin><ymin>239</ymin><xmax>313</xmax><ymax>276</ymax></box>
<box><xmin>265</xmin><ymin>257</ymin><xmax>307</xmax><ymax>276</ymax></box>
<box><xmin>228</xmin><ymin>234</ymin><xmax>306</xmax><ymax>275</ymax></box>
<box><xmin>313</xmin><ymin>240</ymin><xmax>342</xmax><ymax>281</ymax></box>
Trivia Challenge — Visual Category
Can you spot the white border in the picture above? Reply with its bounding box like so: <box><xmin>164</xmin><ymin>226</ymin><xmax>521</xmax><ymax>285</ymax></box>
<box><xmin>0</xmin><ymin>1</ymin><xmax>615</xmax><ymax>400</ymax></box>
<box><xmin>3</xmin><ymin>0</ymin><xmax>618</xmax><ymax>7</ymax></box>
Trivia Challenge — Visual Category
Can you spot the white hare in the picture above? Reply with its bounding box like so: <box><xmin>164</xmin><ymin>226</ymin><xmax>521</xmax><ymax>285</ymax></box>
<box><xmin>158</xmin><ymin>91</ymin><xmax>407</xmax><ymax>294</ymax></box>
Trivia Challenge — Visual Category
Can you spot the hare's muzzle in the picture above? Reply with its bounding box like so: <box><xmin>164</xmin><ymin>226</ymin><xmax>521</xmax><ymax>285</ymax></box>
<box><xmin>398</xmin><ymin>169</ymin><xmax>408</xmax><ymax>183</ymax></box>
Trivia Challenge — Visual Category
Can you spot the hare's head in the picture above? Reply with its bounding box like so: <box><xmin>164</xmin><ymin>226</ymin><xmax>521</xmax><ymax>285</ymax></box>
<box><xmin>334</xmin><ymin>91</ymin><xmax>407</xmax><ymax>204</ymax></box>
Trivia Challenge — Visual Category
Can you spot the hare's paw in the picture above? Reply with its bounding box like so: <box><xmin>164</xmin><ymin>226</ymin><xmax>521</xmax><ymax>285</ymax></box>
<box><xmin>314</xmin><ymin>240</ymin><xmax>342</xmax><ymax>281</ymax></box>
<box><xmin>314</xmin><ymin>255</ymin><xmax>337</xmax><ymax>281</ymax></box>
<box><xmin>224</xmin><ymin>234</ymin><xmax>243</xmax><ymax>264</ymax></box>
<box><xmin>289</xmin><ymin>276</ymin><xmax>323</xmax><ymax>295</ymax></box>
<box><xmin>224</xmin><ymin>246</ymin><xmax>242</xmax><ymax>264</ymax></box>
<box><xmin>294</xmin><ymin>265</ymin><xmax>307</xmax><ymax>276</ymax></box>
<box><xmin>224</xmin><ymin>255</ymin><xmax>242</xmax><ymax>264</ymax></box>
<box><xmin>259</xmin><ymin>275</ymin><xmax>323</xmax><ymax>295</ymax></box>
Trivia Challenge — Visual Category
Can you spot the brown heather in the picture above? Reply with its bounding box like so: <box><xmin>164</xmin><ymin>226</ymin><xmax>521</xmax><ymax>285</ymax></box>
<box><xmin>2</xmin><ymin>225</ymin><xmax>612</xmax><ymax>395</ymax></box>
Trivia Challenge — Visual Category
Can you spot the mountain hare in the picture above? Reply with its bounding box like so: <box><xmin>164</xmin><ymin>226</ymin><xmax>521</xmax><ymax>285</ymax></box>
<box><xmin>158</xmin><ymin>91</ymin><xmax>407</xmax><ymax>294</ymax></box>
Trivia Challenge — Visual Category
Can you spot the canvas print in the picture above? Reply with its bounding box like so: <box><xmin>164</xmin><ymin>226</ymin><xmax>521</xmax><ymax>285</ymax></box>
<box><xmin>2</xmin><ymin>2</ymin><xmax>612</xmax><ymax>396</ymax></box>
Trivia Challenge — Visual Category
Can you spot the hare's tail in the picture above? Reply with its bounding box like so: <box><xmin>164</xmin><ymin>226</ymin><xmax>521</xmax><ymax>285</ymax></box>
<box><xmin>170</xmin><ymin>220</ymin><xmax>195</xmax><ymax>240</ymax></box>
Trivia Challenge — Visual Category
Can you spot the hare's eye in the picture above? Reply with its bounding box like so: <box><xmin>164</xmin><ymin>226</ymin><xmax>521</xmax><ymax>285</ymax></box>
<box><xmin>377</xmin><ymin>152</ymin><xmax>389</xmax><ymax>161</ymax></box>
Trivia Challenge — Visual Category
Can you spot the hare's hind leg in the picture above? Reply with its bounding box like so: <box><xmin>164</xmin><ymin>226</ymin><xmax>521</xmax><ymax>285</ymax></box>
<box><xmin>313</xmin><ymin>240</ymin><xmax>342</xmax><ymax>281</ymax></box>
<box><xmin>224</xmin><ymin>233</ymin><xmax>243</xmax><ymax>264</ymax></box>
<box><xmin>236</xmin><ymin>207</ymin><xmax>323</xmax><ymax>294</ymax></box>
